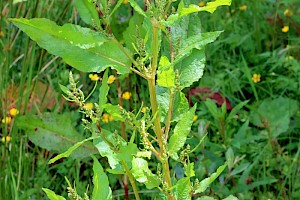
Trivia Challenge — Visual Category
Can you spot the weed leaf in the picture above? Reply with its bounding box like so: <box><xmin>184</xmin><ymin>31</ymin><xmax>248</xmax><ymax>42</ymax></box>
<box><xmin>194</xmin><ymin>163</ymin><xmax>227</xmax><ymax>194</ymax></box>
<box><xmin>42</xmin><ymin>188</ymin><xmax>66</xmax><ymax>200</ymax></box>
<box><xmin>176</xmin><ymin>177</ymin><xmax>192</xmax><ymax>200</ymax></box>
<box><xmin>168</xmin><ymin>105</ymin><xmax>196</xmax><ymax>159</ymax></box>
<box><xmin>10</xmin><ymin>18</ymin><xmax>131</xmax><ymax>74</ymax></box>
<box><xmin>157</xmin><ymin>56</ymin><xmax>175</xmax><ymax>88</ymax></box>
<box><xmin>131</xmin><ymin>157</ymin><xmax>160</xmax><ymax>189</ymax></box>
<box><xmin>15</xmin><ymin>113</ymin><xmax>97</xmax><ymax>160</ymax></box>
<box><xmin>92</xmin><ymin>156</ymin><xmax>113</xmax><ymax>200</ymax></box>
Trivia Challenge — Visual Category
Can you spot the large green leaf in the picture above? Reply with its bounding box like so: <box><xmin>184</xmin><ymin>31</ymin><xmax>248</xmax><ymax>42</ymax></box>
<box><xmin>10</xmin><ymin>18</ymin><xmax>131</xmax><ymax>74</ymax></box>
<box><xmin>194</xmin><ymin>163</ymin><xmax>227</xmax><ymax>194</ymax></box>
<box><xmin>15</xmin><ymin>113</ymin><xmax>97</xmax><ymax>159</ymax></box>
<box><xmin>94</xmin><ymin>130</ymin><xmax>121</xmax><ymax>170</ymax></box>
<box><xmin>175</xmin><ymin>49</ymin><xmax>205</xmax><ymax>88</ymax></box>
<box><xmin>176</xmin><ymin>177</ymin><xmax>192</xmax><ymax>200</ymax></box>
<box><xmin>157</xmin><ymin>56</ymin><xmax>175</xmax><ymax>88</ymax></box>
<box><xmin>174</xmin><ymin>31</ymin><xmax>223</xmax><ymax>64</ymax></box>
<box><xmin>92</xmin><ymin>157</ymin><xmax>112</xmax><ymax>200</ymax></box>
<box><xmin>42</xmin><ymin>188</ymin><xmax>66</xmax><ymax>200</ymax></box>
<box><xmin>172</xmin><ymin>91</ymin><xmax>189</xmax><ymax>122</ymax></box>
<box><xmin>131</xmin><ymin>157</ymin><xmax>160</xmax><ymax>189</ymax></box>
<box><xmin>117</xmin><ymin>143</ymin><xmax>139</xmax><ymax>169</ymax></box>
<box><xmin>156</xmin><ymin>87</ymin><xmax>189</xmax><ymax>122</ymax></box>
<box><xmin>167</xmin><ymin>105</ymin><xmax>196</xmax><ymax>159</ymax></box>
<box><xmin>156</xmin><ymin>86</ymin><xmax>170</xmax><ymax>122</ymax></box>
<box><xmin>180</xmin><ymin>0</ymin><xmax>231</xmax><ymax>17</ymax></box>
<box><xmin>74</xmin><ymin>0</ymin><xmax>100</xmax><ymax>26</ymax></box>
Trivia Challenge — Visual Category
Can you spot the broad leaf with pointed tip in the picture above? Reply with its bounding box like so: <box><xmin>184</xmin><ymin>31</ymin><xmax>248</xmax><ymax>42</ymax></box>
<box><xmin>15</xmin><ymin>113</ymin><xmax>97</xmax><ymax>159</ymax></box>
<box><xmin>10</xmin><ymin>18</ymin><xmax>131</xmax><ymax>74</ymax></box>
<box><xmin>167</xmin><ymin>105</ymin><xmax>196</xmax><ymax>159</ymax></box>
<box><xmin>92</xmin><ymin>156</ymin><xmax>112</xmax><ymax>200</ymax></box>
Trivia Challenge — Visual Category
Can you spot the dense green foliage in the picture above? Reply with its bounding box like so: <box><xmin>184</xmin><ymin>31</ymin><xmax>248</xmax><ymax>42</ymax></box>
<box><xmin>1</xmin><ymin>0</ymin><xmax>299</xmax><ymax>200</ymax></box>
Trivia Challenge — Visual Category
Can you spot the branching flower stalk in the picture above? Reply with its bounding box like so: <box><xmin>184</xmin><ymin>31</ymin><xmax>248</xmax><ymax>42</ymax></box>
<box><xmin>10</xmin><ymin>0</ymin><xmax>232</xmax><ymax>199</ymax></box>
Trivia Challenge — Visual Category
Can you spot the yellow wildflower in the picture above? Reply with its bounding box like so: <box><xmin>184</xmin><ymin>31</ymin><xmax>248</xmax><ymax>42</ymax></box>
<box><xmin>102</xmin><ymin>113</ymin><xmax>114</xmax><ymax>123</ymax></box>
<box><xmin>84</xmin><ymin>102</ymin><xmax>93</xmax><ymax>110</ymax></box>
<box><xmin>284</xmin><ymin>9</ymin><xmax>292</xmax><ymax>16</ymax></box>
<box><xmin>240</xmin><ymin>5</ymin><xmax>247</xmax><ymax>11</ymax></box>
<box><xmin>123</xmin><ymin>0</ymin><xmax>128</xmax><ymax>4</ymax></box>
<box><xmin>89</xmin><ymin>74</ymin><xmax>100</xmax><ymax>81</ymax></box>
<box><xmin>193</xmin><ymin>115</ymin><xmax>198</xmax><ymax>122</ymax></box>
<box><xmin>252</xmin><ymin>73</ymin><xmax>261</xmax><ymax>83</ymax></box>
<box><xmin>2</xmin><ymin>116</ymin><xmax>12</xmax><ymax>124</ymax></box>
<box><xmin>9</xmin><ymin>108</ymin><xmax>19</xmax><ymax>117</ymax></box>
<box><xmin>198</xmin><ymin>1</ymin><xmax>205</xmax><ymax>7</ymax></box>
<box><xmin>281</xmin><ymin>26</ymin><xmax>289</xmax><ymax>33</ymax></box>
<box><xmin>1</xmin><ymin>136</ymin><xmax>11</xmax><ymax>143</ymax></box>
<box><xmin>0</xmin><ymin>31</ymin><xmax>4</xmax><ymax>37</ymax></box>
<box><xmin>122</xmin><ymin>91</ymin><xmax>132</xmax><ymax>100</ymax></box>
<box><xmin>141</xmin><ymin>107</ymin><xmax>147</xmax><ymax>113</ymax></box>
<box><xmin>107</xmin><ymin>75</ymin><xmax>116</xmax><ymax>84</ymax></box>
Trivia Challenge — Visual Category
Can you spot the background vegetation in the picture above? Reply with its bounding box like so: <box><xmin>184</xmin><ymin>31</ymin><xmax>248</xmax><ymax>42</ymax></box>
<box><xmin>1</xmin><ymin>0</ymin><xmax>299</xmax><ymax>199</ymax></box>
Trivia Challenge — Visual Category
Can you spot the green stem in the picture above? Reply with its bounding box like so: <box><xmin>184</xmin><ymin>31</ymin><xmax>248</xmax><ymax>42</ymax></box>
<box><xmin>149</xmin><ymin>17</ymin><xmax>175</xmax><ymax>200</ymax></box>
<box><xmin>164</xmin><ymin>90</ymin><xmax>175</xmax><ymax>140</ymax></box>
<box><xmin>112</xmin><ymin>38</ymin><xmax>149</xmax><ymax>79</ymax></box>
<box><xmin>164</xmin><ymin>0</ymin><xmax>173</xmax><ymax>18</ymax></box>
<box><xmin>121</xmin><ymin>160</ymin><xmax>141</xmax><ymax>200</ymax></box>
<box><xmin>147</xmin><ymin>78</ymin><xmax>163</xmax><ymax>148</ymax></box>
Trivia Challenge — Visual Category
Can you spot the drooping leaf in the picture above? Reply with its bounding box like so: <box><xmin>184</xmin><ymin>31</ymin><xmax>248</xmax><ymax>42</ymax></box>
<box><xmin>176</xmin><ymin>177</ymin><xmax>192</xmax><ymax>200</ymax></box>
<box><xmin>157</xmin><ymin>56</ymin><xmax>175</xmax><ymax>88</ymax></box>
<box><xmin>15</xmin><ymin>113</ymin><xmax>97</xmax><ymax>159</ymax></box>
<box><xmin>74</xmin><ymin>0</ymin><xmax>100</xmax><ymax>26</ymax></box>
<box><xmin>180</xmin><ymin>0</ymin><xmax>231</xmax><ymax>17</ymax></box>
<box><xmin>92</xmin><ymin>156</ymin><xmax>112</xmax><ymax>200</ymax></box>
<box><xmin>131</xmin><ymin>157</ymin><xmax>160</xmax><ymax>189</ymax></box>
<box><xmin>42</xmin><ymin>188</ymin><xmax>66</xmax><ymax>200</ymax></box>
<box><xmin>168</xmin><ymin>105</ymin><xmax>196</xmax><ymax>159</ymax></box>
<box><xmin>194</xmin><ymin>163</ymin><xmax>227</xmax><ymax>194</ymax></box>
<box><xmin>48</xmin><ymin>136</ymin><xmax>97</xmax><ymax>164</ymax></box>
<box><xmin>10</xmin><ymin>18</ymin><xmax>131</xmax><ymax>74</ymax></box>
